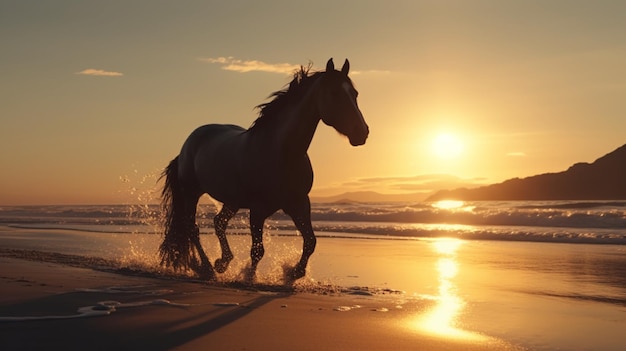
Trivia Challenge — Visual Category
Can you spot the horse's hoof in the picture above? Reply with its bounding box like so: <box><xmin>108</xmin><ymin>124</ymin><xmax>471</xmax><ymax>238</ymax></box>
<box><xmin>199</xmin><ymin>272</ymin><xmax>217</xmax><ymax>282</ymax></box>
<box><xmin>283</xmin><ymin>265</ymin><xmax>306</xmax><ymax>284</ymax></box>
<box><xmin>194</xmin><ymin>264</ymin><xmax>217</xmax><ymax>281</ymax></box>
<box><xmin>214</xmin><ymin>258</ymin><xmax>231</xmax><ymax>274</ymax></box>
<box><xmin>241</xmin><ymin>266</ymin><xmax>256</xmax><ymax>285</ymax></box>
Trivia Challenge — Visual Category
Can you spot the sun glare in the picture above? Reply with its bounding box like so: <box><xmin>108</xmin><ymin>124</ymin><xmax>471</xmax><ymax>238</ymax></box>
<box><xmin>431</xmin><ymin>133</ymin><xmax>463</xmax><ymax>159</ymax></box>
<box><xmin>432</xmin><ymin>200</ymin><xmax>464</xmax><ymax>210</ymax></box>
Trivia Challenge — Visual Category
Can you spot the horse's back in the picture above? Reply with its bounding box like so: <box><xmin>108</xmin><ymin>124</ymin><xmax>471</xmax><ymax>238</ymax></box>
<box><xmin>176</xmin><ymin>123</ymin><xmax>313</xmax><ymax>209</ymax></box>
<box><xmin>188</xmin><ymin>124</ymin><xmax>245</xmax><ymax>140</ymax></box>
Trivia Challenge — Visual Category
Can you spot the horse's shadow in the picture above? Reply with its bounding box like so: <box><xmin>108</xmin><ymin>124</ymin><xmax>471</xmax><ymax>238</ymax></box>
<box><xmin>138</xmin><ymin>293</ymin><xmax>281</xmax><ymax>350</ymax></box>
<box><xmin>0</xmin><ymin>286</ymin><xmax>287</xmax><ymax>350</ymax></box>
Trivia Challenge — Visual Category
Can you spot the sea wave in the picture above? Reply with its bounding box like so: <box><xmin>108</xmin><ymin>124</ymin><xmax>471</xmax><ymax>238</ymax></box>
<box><xmin>1</xmin><ymin>201</ymin><xmax>625</xmax><ymax>244</ymax></box>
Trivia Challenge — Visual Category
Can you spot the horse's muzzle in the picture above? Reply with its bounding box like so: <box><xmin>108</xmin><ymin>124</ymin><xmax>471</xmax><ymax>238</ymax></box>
<box><xmin>349</xmin><ymin>125</ymin><xmax>369</xmax><ymax>146</ymax></box>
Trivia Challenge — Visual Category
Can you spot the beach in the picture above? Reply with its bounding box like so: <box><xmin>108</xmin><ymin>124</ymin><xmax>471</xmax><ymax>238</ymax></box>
<box><xmin>1</xmin><ymin>222</ymin><xmax>625</xmax><ymax>350</ymax></box>
<box><xmin>0</xmin><ymin>255</ymin><xmax>521</xmax><ymax>351</ymax></box>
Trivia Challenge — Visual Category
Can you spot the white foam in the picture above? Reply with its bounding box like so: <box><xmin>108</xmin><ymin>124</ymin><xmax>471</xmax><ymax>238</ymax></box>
<box><xmin>371</xmin><ymin>307</ymin><xmax>389</xmax><ymax>312</ymax></box>
<box><xmin>76</xmin><ymin>286</ymin><xmax>173</xmax><ymax>295</ymax></box>
<box><xmin>0</xmin><ymin>298</ymin><xmax>190</xmax><ymax>322</ymax></box>
<box><xmin>333</xmin><ymin>306</ymin><xmax>352</xmax><ymax>312</ymax></box>
<box><xmin>333</xmin><ymin>304</ymin><xmax>362</xmax><ymax>312</ymax></box>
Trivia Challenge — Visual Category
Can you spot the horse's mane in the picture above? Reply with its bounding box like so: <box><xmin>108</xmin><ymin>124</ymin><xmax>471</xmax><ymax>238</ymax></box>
<box><xmin>249</xmin><ymin>64</ymin><xmax>323</xmax><ymax>130</ymax></box>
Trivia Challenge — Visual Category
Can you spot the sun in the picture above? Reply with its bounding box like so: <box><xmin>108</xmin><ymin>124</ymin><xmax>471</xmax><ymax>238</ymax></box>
<box><xmin>431</xmin><ymin>133</ymin><xmax>464</xmax><ymax>159</ymax></box>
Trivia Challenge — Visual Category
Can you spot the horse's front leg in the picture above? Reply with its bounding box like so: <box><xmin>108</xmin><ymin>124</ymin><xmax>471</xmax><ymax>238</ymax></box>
<box><xmin>284</xmin><ymin>199</ymin><xmax>317</xmax><ymax>282</ymax></box>
<box><xmin>244</xmin><ymin>209</ymin><xmax>266</xmax><ymax>283</ymax></box>
<box><xmin>214</xmin><ymin>205</ymin><xmax>238</xmax><ymax>273</ymax></box>
<box><xmin>245</xmin><ymin>209</ymin><xmax>269</xmax><ymax>283</ymax></box>
<box><xmin>286</xmin><ymin>219</ymin><xmax>316</xmax><ymax>281</ymax></box>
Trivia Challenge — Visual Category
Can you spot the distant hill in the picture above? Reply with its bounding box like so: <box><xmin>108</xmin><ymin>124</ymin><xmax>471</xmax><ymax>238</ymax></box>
<box><xmin>310</xmin><ymin>191</ymin><xmax>427</xmax><ymax>203</ymax></box>
<box><xmin>427</xmin><ymin>144</ymin><xmax>626</xmax><ymax>201</ymax></box>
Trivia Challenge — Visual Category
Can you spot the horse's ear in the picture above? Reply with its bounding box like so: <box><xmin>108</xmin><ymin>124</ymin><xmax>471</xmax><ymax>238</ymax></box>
<box><xmin>341</xmin><ymin>59</ymin><xmax>350</xmax><ymax>75</ymax></box>
<box><xmin>326</xmin><ymin>58</ymin><xmax>335</xmax><ymax>72</ymax></box>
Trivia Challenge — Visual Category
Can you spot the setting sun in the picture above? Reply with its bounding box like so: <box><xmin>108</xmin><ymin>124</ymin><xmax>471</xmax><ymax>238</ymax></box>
<box><xmin>431</xmin><ymin>133</ymin><xmax>464</xmax><ymax>159</ymax></box>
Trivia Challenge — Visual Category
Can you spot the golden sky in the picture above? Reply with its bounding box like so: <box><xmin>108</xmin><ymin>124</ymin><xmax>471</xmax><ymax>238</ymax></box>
<box><xmin>1</xmin><ymin>1</ymin><xmax>625</xmax><ymax>205</ymax></box>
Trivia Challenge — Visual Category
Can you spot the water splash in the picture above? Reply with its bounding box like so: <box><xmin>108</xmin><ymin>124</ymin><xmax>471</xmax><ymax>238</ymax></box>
<box><xmin>119</xmin><ymin>167</ymin><xmax>162</xmax><ymax>233</ymax></box>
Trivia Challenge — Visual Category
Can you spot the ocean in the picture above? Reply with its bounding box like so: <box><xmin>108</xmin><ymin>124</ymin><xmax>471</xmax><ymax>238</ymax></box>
<box><xmin>1</xmin><ymin>200</ymin><xmax>625</xmax><ymax>244</ymax></box>
<box><xmin>1</xmin><ymin>200</ymin><xmax>626</xmax><ymax>350</ymax></box>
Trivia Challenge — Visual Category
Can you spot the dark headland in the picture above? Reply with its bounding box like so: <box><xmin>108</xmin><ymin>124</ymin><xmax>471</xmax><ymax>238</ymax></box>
<box><xmin>427</xmin><ymin>144</ymin><xmax>626</xmax><ymax>201</ymax></box>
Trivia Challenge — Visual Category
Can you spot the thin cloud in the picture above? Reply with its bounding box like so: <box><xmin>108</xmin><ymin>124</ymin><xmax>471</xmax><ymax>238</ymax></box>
<box><xmin>76</xmin><ymin>69</ymin><xmax>123</xmax><ymax>77</ymax></box>
<box><xmin>199</xmin><ymin>56</ymin><xmax>299</xmax><ymax>74</ymax></box>
<box><xmin>199</xmin><ymin>56</ymin><xmax>391</xmax><ymax>75</ymax></box>
<box><xmin>506</xmin><ymin>152</ymin><xmax>527</xmax><ymax>157</ymax></box>
<box><xmin>326</xmin><ymin>174</ymin><xmax>486</xmax><ymax>194</ymax></box>
<box><xmin>350</xmin><ymin>69</ymin><xmax>391</xmax><ymax>75</ymax></box>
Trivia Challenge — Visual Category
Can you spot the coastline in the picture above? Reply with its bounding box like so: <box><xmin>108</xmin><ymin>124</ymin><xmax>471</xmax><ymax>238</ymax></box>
<box><xmin>0</xmin><ymin>254</ymin><xmax>522</xmax><ymax>351</ymax></box>
<box><xmin>1</xmin><ymin>225</ymin><xmax>626</xmax><ymax>350</ymax></box>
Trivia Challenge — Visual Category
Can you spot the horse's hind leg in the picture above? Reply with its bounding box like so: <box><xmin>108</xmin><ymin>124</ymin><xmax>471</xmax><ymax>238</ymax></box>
<box><xmin>214</xmin><ymin>205</ymin><xmax>238</xmax><ymax>273</ymax></box>
<box><xmin>185</xmin><ymin>194</ymin><xmax>217</xmax><ymax>280</ymax></box>
<box><xmin>190</xmin><ymin>226</ymin><xmax>216</xmax><ymax>280</ymax></box>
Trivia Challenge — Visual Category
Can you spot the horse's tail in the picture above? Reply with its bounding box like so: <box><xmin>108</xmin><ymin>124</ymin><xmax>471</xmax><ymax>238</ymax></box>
<box><xmin>158</xmin><ymin>156</ymin><xmax>199</xmax><ymax>271</ymax></box>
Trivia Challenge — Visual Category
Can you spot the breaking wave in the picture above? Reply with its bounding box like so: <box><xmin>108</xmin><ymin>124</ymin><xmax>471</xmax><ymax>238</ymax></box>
<box><xmin>1</xmin><ymin>200</ymin><xmax>625</xmax><ymax>244</ymax></box>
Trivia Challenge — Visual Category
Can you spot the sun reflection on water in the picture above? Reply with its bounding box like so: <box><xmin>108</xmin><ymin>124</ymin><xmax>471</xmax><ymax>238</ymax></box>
<box><xmin>431</xmin><ymin>200</ymin><xmax>476</xmax><ymax>213</ymax></box>
<box><xmin>433</xmin><ymin>237</ymin><xmax>463</xmax><ymax>255</ymax></box>
<box><xmin>413</xmin><ymin>238</ymin><xmax>486</xmax><ymax>341</ymax></box>
<box><xmin>432</xmin><ymin>200</ymin><xmax>465</xmax><ymax>210</ymax></box>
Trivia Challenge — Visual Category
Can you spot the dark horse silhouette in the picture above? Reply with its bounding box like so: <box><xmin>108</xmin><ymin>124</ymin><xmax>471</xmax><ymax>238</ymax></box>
<box><xmin>159</xmin><ymin>58</ymin><xmax>368</xmax><ymax>282</ymax></box>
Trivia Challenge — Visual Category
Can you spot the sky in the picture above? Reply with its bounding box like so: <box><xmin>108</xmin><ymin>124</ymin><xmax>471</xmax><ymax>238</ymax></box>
<box><xmin>1</xmin><ymin>0</ymin><xmax>625</xmax><ymax>205</ymax></box>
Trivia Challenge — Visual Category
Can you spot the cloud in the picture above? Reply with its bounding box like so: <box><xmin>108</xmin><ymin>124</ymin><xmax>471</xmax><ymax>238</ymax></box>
<box><xmin>506</xmin><ymin>152</ymin><xmax>527</xmax><ymax>157</ymax></box>
<box><xmin>199</xmin><ymin>56</ymin><xmax>299</xmax><ymax>74</ymax></box>
<box><xmin>372</xmin><ymin>174</ymin><xmax>486</xmax><ymax>193</ymax></box>
<box><xmin>199</xmin><ymin>56</ymin><xmax>391</xmax><ymax>75</ymax></box>
<box><xmin>76</xmin><ymin>69</ymin><xmax>123</xmax><ymax>77</ymax></box>
<box><xmin>349</xmin><ymin>69</ymin><xmax>391</xmax><ymax>75</ymax></box>
<box><xmin>316</xmin><ymin>174</ymin><xmax>487</xmax><ymax>196</ymax></box>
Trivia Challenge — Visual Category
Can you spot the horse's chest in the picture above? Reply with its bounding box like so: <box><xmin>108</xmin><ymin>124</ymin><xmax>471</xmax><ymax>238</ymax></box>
<box><xmin>245</xmin><ymin>158</ymin><xmax>313</xmax><ymax>195</ymax></box>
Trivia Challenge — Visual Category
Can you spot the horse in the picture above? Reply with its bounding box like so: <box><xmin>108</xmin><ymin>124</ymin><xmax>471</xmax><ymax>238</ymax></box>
<box><xmin>158</xmin><ymin>58</ymin><xmax>368</xmax><ymax>283</ymax></box>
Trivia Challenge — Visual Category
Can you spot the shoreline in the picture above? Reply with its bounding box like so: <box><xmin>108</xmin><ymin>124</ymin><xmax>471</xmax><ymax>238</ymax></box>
<box><xmin>0</xmin><ymin>254</ymin><xmax>523</xmax><ymax>351</ymax></box>
<box><xmin>4</xmin><ymin>223</ymin><xmax>626</xmax><ymax>248</ymax></box>
<box><xmin>2</xmin><ymin>227</ymin><xmax>626</xmax><ymax>350</ymax></box>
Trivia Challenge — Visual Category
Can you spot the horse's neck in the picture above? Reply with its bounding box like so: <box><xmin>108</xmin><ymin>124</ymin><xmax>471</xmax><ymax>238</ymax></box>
<box><xmin>269</xmin><ymin>84</ymin><xmax>322</xmax><ymax>160</ymax></box>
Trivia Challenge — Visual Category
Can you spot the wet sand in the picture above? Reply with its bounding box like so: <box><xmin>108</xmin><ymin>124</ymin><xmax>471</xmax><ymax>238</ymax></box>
<box><xmin>2</xmin><ymin>226</ymin><xmax>626</xmax><ymax>350</ymax></box>
<box><xmin>0</xmin><ymin>255</ymin><xmax>522</xmax><ymax>351</ymax></box>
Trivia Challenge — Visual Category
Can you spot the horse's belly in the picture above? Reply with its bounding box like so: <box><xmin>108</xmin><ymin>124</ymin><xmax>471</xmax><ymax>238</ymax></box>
<box><xmin>187</xmin><ymin>127</ymin><xmax>249</xmax><ymax>205</ymax></box>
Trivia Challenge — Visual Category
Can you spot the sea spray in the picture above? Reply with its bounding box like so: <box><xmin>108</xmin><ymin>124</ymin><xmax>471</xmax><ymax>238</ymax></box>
<box><xmin>118</xmin><ymin>236</ymin><xmax>162</xmax><ymax>272</ymax></box>
<box><xmin>119</xmin><ymin>169</ymin><xmax>162</xmax><ymax>233</ymax></box>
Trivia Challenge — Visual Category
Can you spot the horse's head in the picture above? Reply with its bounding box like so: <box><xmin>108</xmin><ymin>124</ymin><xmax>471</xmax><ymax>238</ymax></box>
<box><xmin>318</xmin><ymin>58</ymin><xmax>369</xmax><ymax>146</ymax></box>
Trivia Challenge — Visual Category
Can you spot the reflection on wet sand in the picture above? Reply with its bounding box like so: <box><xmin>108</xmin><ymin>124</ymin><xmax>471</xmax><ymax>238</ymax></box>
<box><xmin>414</xmin><ymin>238</ymin><xmax>485</xmax><ymax>341</ymax></box>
